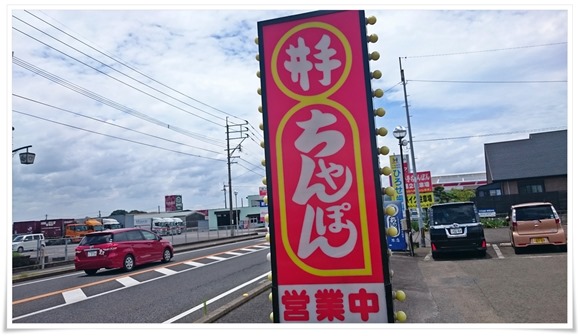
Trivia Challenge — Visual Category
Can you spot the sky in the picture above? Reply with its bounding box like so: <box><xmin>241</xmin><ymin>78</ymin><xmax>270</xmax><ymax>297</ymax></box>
<box><xmin>3</xmin><ymin>1</ymin><xmax>576</xmax><ymax>335</ymax></box>
<box><xmin>5</xmin><ymin>2</ymin><xmax>573</xmax><ymax>224</ymax></box>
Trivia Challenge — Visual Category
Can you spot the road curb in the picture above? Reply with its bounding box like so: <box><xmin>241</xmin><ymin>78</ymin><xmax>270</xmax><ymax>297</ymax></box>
<box><xmin>195</xmin><ymin>281</ymin><xmax>272</xmax><ymax>323</ymax></box>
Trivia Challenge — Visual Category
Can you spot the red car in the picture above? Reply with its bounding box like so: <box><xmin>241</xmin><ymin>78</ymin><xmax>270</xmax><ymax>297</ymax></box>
<box><xmin>74</xmin><ymin>228</ymin><xmax>173</xmax><ymax>275</ymax></box>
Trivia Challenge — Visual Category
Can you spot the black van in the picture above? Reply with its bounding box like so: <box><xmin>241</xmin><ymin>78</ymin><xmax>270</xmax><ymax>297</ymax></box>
<box><xmin>428</xmin><ymin>201</ymin><xmax>487</xmax><ymax>259</ymax></box>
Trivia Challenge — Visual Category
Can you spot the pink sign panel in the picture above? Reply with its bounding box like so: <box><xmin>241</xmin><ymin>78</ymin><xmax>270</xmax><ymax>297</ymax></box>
<box><xmin>405</xmin><ymin>171</ymin><xmax>432</xmax><ymax>193</ymax></box>
<box><xmin>258</xmin><ymin>10</ymin><xmax>391</xmax><ymax>323</ymax></box>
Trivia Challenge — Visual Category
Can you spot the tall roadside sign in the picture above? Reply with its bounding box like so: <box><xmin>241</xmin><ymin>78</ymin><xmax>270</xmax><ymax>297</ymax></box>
<box><xmin>257</xmin><ymin>10</ymin><xmax>395</xmax><ymax>323</ymax></box>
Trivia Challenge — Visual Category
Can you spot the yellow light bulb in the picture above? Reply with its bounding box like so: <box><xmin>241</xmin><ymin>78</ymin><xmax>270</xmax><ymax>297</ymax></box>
<box><xmin>385</xmin><ymin>206</ymin><xmax>396</xmax><ymax>216</ymax></box>
<box><xmin>385</xmin><ymin>186</ymin><xmax>396</xmax><ymax>197</ymax></box>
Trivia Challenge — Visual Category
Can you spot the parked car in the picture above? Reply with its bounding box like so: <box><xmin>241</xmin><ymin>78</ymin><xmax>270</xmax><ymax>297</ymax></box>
<box><xmin>74</xmin><ymin>228</ymin><xmax>173</xmax><ymax>275</ymax></box>
<box><xmin>428</xmin><ymin>201</ymin><xmax>487</xmax><ymax>259</ymax></box>
<box><xmin>507</xmin><ymin>202</ymin><xmax>567</xmax><ymax>254</ymax></box>
<box><xmin>12</xmin><ymin>233</ymin><xmax>45</xmax><ymax>253</ymax></box>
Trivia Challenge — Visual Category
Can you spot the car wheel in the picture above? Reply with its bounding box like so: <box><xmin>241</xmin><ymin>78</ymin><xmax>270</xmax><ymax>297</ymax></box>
<box><xmin>84</xmin><ymin>269</ymin><xmax>98</xmax><ymax>276</ymax></box>
<box><xmin>162</xmin><ymin>248</ymin><xmax>172</xmax><ymax>262</ymax></box>
<box><xmin>431</xmin><ymin>251</ymin><xmax>440</xmax><ymax>260</ymax></box>
<box><xmin>123</xmin><ymin>254</ymin><xmax>135</xmax><ymax>272</ymax></box>
<box><xmin>559</xmin><ymin>244</ymin><xmax>567</xmax><ymax>252</ymax></box>
<box><xmin>17</xmin><ymin>246</ymin><xmax>24</xmax><ymax>253</ymax></box>
<box><xmin>478</xmin><ymin>250</ymin><xmax>487</xmax><ymax>258</ymax></box>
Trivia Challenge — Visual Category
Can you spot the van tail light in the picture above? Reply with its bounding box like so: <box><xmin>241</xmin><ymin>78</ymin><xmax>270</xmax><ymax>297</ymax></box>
<box><xmin>512</xmin><ymin>221</ymin><xmax>517</xmax><ymax>229</ymax></box>
<box><xmin>431</xmin><ymin>243</ymin><xmax>437</xmax><ymax>251</ymax></box>
<box><xmin>556</xmin><ymin>218</ymin><xmax>561</xmax><ymax>225</ymax></box>
<box><xmin>101</xmin><ymin>243</ymin><xmax>118</xmax><ymax>252</ymax></box>
<box><xmin>482</xmin><ymin>239</ymin><xmax>487</xmax><ymax>248</ymax></box>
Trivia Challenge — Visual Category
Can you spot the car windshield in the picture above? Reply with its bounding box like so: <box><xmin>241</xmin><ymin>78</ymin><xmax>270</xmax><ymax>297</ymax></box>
<box><xmin>516</xmin><ymin>206</ymin><xmax>555</xmax><ymax>221</ymax></box>
<box><xmin>13</xmin><ymin>236</ymin><xmax>23</xmax><ymax>242</ymax></box>
<box><xmin>80</xmin><ymin>234</ymin><xmax>113</xmax><ymax>246</ymax></box>
<box><xmin>432</xmin><ymin>204</ymin><xmax>477</xmax><ymax>225</ymax></box>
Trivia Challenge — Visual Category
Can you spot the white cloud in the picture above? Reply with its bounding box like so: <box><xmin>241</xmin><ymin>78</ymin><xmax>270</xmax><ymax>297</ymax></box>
<box><xmin>5</xmin><ymin>5</ymin><xmax>572</xmax><ymax>223</ymax></box>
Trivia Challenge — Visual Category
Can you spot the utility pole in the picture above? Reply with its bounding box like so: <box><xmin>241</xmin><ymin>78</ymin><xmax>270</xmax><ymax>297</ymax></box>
<box><xmin>222</xmin><ymin>183</ymin><xmax>227</xmax><ymax>208</ymax></box>
<box><xmin>399</xmin><ymin>57</ymin><xmax>425</xmax><ymax>247</ymax></box>
<box><xmin>226</xmin><ymin>117</ymin><xmax>249</xmax><ymax>236</ymax></box>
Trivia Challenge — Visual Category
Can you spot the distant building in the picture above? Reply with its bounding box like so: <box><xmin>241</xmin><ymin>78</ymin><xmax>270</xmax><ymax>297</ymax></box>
<box><xmin>475</xmin><ymin>130</ymin><xmax>567</xmax><ymax>213</ymax></box>
<box><xmin>432</xmin><ymin>172</ymin><xmax>487</xmax><ymax>191</ymax></box>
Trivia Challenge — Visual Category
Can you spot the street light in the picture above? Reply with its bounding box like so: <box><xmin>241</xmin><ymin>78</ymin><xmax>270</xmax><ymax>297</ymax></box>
<box><xmin>12</xmin><ymin>127</ymin><xmax>36</xmax><ymax>165</ymax></box>
<box><xmin>393</xmin><ymin>125</ymin><xmax>414</xmax><ymax>256</ymax></box>
<box><xmin>12</xmin><ymin>145</ymin><xmax>35</xmax><ymax>165</ymax></box>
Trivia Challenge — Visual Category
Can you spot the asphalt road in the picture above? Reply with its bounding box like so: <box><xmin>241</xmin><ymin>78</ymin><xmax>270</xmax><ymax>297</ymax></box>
<box><xmin>209</xmin><ymin>226</ymin><xmax>569</xmax><ymax>324</ymax></box>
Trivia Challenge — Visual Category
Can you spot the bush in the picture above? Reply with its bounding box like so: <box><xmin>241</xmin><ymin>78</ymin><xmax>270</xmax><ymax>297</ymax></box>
<box><xmin>12</xmin><ymin>252</ymin><xmax>32</xmax><ymax>267</ymax></box>
<box><xmin>481</xmin><ymin>217</ymin><xmax>507</xmax><ymax>228</ymax></box>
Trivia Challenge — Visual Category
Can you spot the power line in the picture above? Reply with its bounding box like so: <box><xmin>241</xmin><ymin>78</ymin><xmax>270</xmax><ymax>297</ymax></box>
<box><xmin>408</xmin><ymin>79</ymin><xmax>566</xmax><ymax>84</ymax></box>
<box><xmin>414</xmin><ymin>127</ymin><xmax>567</xmax><ymax>142</ymax></box>
<box><xmin>402</xmin><ymin>42</ymin><xmax>567</xmax><ymax>59</ymax></box>
<box><xmin>12</xmin><ymin>56</ymin><xmax>224</xmax><ymax>148</ymax></box>
<box><xmin>21</xmin><ymin>10</ymin><xmax>249</xmax><ymax>124</ymax></box>
<box><xmin>13</xmin><ymin>110</ymin><xmax>227</xmax><ymax>162</ymax></box>
<box><xmin>13</xmin><ymin>94</ymin><xmax>224</xmax><ymax>155</ymax></box>
<box><xmin>12</xmin><ymin>23</ymin><xmax>225</xmax><ymax>128</ymax></box>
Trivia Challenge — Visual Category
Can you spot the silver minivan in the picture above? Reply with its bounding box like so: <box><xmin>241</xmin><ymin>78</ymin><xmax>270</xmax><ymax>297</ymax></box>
<box><xmin>12</xmin><ymin>233</ymin><xmax>46</xmax><ymax>253</ymax></box>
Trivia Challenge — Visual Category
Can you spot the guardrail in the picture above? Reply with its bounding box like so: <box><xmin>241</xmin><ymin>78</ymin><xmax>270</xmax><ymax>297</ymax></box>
<box><xmin>12</xmin><ymin>225</ymin><xmax>266</xmax><ymax>271</ymax></box>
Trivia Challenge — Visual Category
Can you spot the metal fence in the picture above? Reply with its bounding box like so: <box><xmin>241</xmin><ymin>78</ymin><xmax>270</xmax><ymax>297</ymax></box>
<box><xmin>12</xmin><ymin>225</ymin><xmax>266</xmax><ymax>270</ymax></box>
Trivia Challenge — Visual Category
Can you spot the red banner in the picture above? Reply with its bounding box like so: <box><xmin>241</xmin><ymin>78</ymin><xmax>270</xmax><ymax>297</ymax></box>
<box><xmin>405</xmin><ymin>171</ymin><xmax>432</xmax><ymax>193</ymax></box>
<box><xmin>258</xmin><ymin>10</ymin><xmax>390</xmax><ymax>323</ymax></box>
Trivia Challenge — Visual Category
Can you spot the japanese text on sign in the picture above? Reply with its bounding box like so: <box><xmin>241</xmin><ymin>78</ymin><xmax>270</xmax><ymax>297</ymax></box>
<box><xmin>406</xmin><ymin>192</ymin><xmax>434</xmax><ymax>208</ymax></box>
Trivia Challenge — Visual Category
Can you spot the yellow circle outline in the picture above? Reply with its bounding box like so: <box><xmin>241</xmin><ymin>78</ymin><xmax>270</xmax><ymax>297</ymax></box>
<box><xmin>271</xmin><ymin>22</ymin><xmax>352</xmax><ymax>102</ymax></box>
<box><xmin>275</xmin><ymin>100</ymin><xmax>372</xmax><ymax>276</ymax></box>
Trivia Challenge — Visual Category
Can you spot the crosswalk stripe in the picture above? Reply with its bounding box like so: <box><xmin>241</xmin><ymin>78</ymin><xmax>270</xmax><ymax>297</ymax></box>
<box><xmin>223</xmin><ymin>252</ymin><xmax>243</xmax><ymax>256</ymax></box>
<box><xmin>62</xmin><ymin>288</ymin><xmax>87</xmax><ymax>304</ymax></box>
<box><xmin>184</xmin><ymin>261</ymin><xmax>206</xmax><ymax>267</ymax></box>
<box><xmin>239</xmin><ymin>248</ymin><xmax>257</xmax><ymax>252</ymax></box>
<box><xmin>207</xmin><ymin>256</ymin><xmax>227</xmax><ymax>261</ymax></box>
<box><xmin>117</xmin><ymin>276</ymin><xmax>140</xmax><ymax>287</ymax></box>
<box><xmin>156</xmin><ymin>267</ymin><xmax>178</xmax><ymax>275</ymax></box>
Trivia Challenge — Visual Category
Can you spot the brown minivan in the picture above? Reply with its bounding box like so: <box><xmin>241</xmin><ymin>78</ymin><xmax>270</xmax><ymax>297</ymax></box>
<box><xmin>507</xmin><ymin>202</ymin><xmax>567</xmax><ymax>253</ymax></box>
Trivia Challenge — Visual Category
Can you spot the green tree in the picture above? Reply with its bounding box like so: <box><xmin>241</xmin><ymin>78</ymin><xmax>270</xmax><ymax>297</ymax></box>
<box><xmin>110</xmin><ymin>209</ymin><xmax>128</xmax><ymax>216</ymax></box>
<box><xmin>433</xmin><ymin>186</ymin><xmax>451</xmax><ymax>203</ymax></box>
<box><xmin>448</xmin><ymin>189</ymin><xmax>475</xmax><ymax>202</ymax></box>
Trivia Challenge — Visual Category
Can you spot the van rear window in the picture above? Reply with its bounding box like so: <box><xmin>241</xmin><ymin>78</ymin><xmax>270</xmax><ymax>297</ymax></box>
<box><xmin>432</xmin><ymin>204</ymin><xmax>477</xmax><ymax>225</ymax></box>
<box><xmin>515</xmin><ymin>206</ymin><xmax>555</xmax><ymax>221</ymax></box>
<box><xmin>80</xmin><ymin>234</ymin><xmax>112</xmax><ymax>246</ymax></box>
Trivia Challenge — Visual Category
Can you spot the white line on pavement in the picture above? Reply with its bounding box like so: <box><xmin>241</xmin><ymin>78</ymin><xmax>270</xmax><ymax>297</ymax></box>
<box><xmin>62</xmin><ymin>288</ymin><xmax>87</xmax><ymax>304</ymax></box>
<box><xmin>162</xmin><ymin>271</ymin><xmax>271</xmax><ymax>323</ymax></box>
<box><xmin>492</xmin><ymin>244</ymin><xmax>505</xmax><ymax>259</ymax></box>
<box><xmin>116</xmin><ymin>276</ymin><xmax>140</xmax><ymax>287</ymax></box>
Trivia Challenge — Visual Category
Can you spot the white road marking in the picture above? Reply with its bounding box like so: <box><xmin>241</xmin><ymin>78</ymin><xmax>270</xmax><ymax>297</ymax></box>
<box><xmin>163</xmin><ymin>271</ymin><xmax>271</xmax><ymax>323</ymax></box>
<box><xmin>239</xmin><ymin>248</ymin><xmax>258</xmax><ymax>252</ymax></box>
<box><xmin>206</xmin><ymin>256</ymin><xmax>227</xmax><ymax>261</ymax></box>
<box><xmin>155</xmin><ymin>267</ymin><xmax>178</xmax><ymax>275</ymax></box>
<box><xmin>116</xmin><ymin>276</ymin><xmax>140</xmax><ymax>287</ymax></box>
<box><xmin>222</xmin><ymin>252</ymin><xmax>243</xmax><ymax>256</ymax></box>
<box><xmin>12</xmin><ymin>243</ymin><xmax>269</xmax><ymax>322</ymax></box>
<box><xmin>492</xmin><ymin>244</ymin><xmax>505</xmax><ymax>259</ymax></box>
<box><xmin>62</xmin><ymin>288</ymin><xmax>87</xmax><ymax>304</ymax></box>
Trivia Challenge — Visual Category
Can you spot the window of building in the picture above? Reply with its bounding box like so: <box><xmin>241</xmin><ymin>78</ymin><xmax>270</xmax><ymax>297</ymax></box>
<box><xmin>518</xmin><ymin>180</ymin><xmax>545</xmax><ymax>194</ymax></box>
<box><xmin>489</xmin><ymin>189</ymin><xmax>502</xmax><ymax>196</ymax></box>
